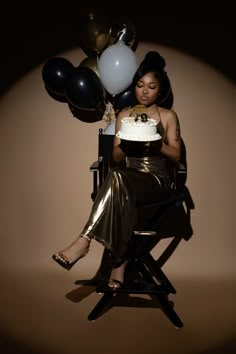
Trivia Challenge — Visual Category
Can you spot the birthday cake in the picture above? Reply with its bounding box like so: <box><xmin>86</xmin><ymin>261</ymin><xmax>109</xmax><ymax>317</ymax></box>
<box><xmin>116</xmin><ymin>115</ymin><xmax>162</xmax><ymax>142</ymax></box>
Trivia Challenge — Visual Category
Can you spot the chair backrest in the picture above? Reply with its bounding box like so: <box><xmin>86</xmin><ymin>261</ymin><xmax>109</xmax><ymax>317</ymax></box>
<box><xmin>97</xmin><ymin>128</ymin><xmax>115</xmax><ymax>186</ymax></box>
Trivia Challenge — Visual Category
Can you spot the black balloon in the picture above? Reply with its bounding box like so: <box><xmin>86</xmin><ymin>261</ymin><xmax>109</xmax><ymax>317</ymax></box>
<box><xmin>108</xmin><ymin>16</ymin><xmax>138</xmax><ymax>51</ymax></box>
<box><xmin>42</xmin><ymin>57</ymin><xmax>74</xmax><ymax>97</ymax></box>
<box><xmin>65</xmin><ymin>67</ymin><xmax>104</xmax><ymax>110</ymax></box>
<box><xmin>68</xmin><ymin>102</ymin><xmax>105</xmax><ymax>123</ymax></box>
<box><xmin>112</xmin><ymin>86</ymin><xmax>135</xmax><ymax>112</ymax></box>
<box><xmin>45</xmin><ymin>86</ymin><xmax>68</xmax><ymax>103</ymax></box>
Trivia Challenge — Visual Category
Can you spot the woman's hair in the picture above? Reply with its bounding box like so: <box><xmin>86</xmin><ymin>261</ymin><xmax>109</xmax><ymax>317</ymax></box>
<box><xmin>132</xmin><ymin>51</ymin><xmax>174</xmax><ymax>109</ymax></box>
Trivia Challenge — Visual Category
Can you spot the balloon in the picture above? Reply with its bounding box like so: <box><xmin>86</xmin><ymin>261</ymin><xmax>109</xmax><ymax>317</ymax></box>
<box><xmin>65</xmin><ymin>67</ymin><xmax>104</xmax><ymax>109</ymax></box>
<box><xmin>79</xmin><ymin>55</ymin><xmax>99</xmax><ymax>77</ymax></box>
<box><xmin>68</xmin><ymin>102</ymin><xmax>105</xmax><ymax>123</ymax></box>
<box><xmin>42</xmin><ymin>57</ymin><xmax>74</xmax><ymax>97</ymax></box>
<box><xmin>108</xmin><ymin>16</ymin><xmax>138</xmax><ymax>51</ymax></box>
<box><xmin>78</xmin><ymin>13</ymin><xmax>110</xmax><ymax>56</ymax></box>
<box><xmin>112</xmin><ymin>86</ymin><xmax>135</xmax><ymax>112</ymax></box>
<box><xmin>45</xmin><ymin>86</ymin><xmax>68</xmax><ymax>103</ymax></box>
<box><xmin>98</xmin><ymin>41</ymin><xmax>137</xmax><ymax>96</ymax></box>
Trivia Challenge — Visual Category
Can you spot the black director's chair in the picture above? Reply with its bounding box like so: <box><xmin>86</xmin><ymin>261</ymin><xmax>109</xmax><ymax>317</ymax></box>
<box><xmin>78</xmin><ymin>128</ymin><xmax>194</xmax><ymax>327</ymax></box>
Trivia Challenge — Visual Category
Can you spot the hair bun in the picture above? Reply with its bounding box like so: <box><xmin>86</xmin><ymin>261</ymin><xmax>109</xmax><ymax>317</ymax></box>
<box><xmin>144</xmin><ymin>51</ymin><xmax>166</xmax><ymax>71</ymax></box>
<box><xmin>132</xmin><ymin>50</ymin><xmax>168</xmax><ymax>91</ymax></box>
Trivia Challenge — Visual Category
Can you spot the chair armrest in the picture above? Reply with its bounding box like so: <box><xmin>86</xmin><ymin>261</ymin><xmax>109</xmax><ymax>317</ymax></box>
<box><xmin>90</xmin><ymin>158</ymin><xmax>102</xmax><ymax>171</ymax></box>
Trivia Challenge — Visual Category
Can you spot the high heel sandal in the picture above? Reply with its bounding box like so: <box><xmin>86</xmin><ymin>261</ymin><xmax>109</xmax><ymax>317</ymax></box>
<box><xmin>108</xmin><ymin>279</ymin><xmax>124</xmax><ymax>290</ymax></box>
<box><xmin>52</xmin><ymin>234</ymin><xmax>91</xmax><ymax>271</ymax></box>
<box><xmin>108</xmin><ymin>260</ymin><xmax>127</xmax><ymax>290</ymax></box>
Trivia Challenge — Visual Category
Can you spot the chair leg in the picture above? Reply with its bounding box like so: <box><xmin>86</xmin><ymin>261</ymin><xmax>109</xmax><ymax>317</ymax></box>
<box><xmin>135</xmin><ymin>260</ymin><xmax>157</xmax><ymax>285</ymax></box>
<box><xmin>88</xmin><ymin>293</ymin><xmax>113</xmax><ymax>321</ymax></box>
<box><xmin>155</xmin><ymin>237</ymin><xmax>182</xmax><ymax>268</ymax></box>
<box><xmin>144</xmin><ymin>253</ymin><xmax>176</xmax><ymax>293</ymax></box>
<box><xmin>157</xmin><ymin>294</ymin><xmax>184</xmax><ymax>328</ymax></box>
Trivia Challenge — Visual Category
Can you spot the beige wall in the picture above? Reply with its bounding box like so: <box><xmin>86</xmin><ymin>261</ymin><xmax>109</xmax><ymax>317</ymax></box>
<box><xmin>0</xmin><ymin>42</ymin><xmax>235</xmax><ymax>280</ymax></box>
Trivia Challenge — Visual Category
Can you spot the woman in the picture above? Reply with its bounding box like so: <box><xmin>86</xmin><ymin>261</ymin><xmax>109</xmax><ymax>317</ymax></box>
<box><xmin>52</xmin><ymin>51</ymin><xmax>182</xmax><ymax>289</ymax></box>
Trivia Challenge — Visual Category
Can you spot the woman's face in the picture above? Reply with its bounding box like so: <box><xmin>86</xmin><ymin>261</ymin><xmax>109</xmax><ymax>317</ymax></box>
<box><xmin>135</xmin><ymin>72</ymin><xmax>160</xmax><ymax>106</ymax></box>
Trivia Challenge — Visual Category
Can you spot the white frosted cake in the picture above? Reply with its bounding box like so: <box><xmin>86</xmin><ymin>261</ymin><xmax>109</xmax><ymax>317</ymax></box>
<box><xmin>116</xmin><ymin>116</ymin><xmax>162</xmax><ymax>142</ymax></box>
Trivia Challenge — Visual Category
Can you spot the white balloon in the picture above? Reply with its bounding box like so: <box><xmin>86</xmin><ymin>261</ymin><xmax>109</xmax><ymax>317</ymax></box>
<box><xmin>98</xmin><ymin>41</ymin><xmax>137</xmax><ymax>96</ymax></box>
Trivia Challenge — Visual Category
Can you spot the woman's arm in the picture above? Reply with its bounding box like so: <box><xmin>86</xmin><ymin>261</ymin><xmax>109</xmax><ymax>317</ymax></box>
<box><xmin>160</xmin><ymin>110</ymin><xmax>182</xmax><ymax>162</ymax></box>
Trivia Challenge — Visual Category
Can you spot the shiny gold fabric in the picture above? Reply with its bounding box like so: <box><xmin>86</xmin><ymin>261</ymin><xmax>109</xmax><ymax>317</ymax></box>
<box><xmin>81</xmin><ymin>155</ymin><xmax>175</xmax><ymax>264</ymax></box>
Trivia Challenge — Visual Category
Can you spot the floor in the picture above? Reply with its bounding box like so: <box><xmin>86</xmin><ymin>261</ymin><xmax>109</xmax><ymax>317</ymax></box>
<box><xmin>0</xmin><ymin>262</ymin><xmax>235</xmax><ymax>354</ymax></box>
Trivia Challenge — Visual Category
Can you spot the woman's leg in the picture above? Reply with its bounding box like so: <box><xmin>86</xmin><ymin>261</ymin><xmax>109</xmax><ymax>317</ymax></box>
<box><xmin>52</xmin><ymin>166</ymin><xmax>134</xmax><ymax>271</ymax></box>
<box><xmin>52</xmin><ymin>234</ymin><xmax>91</xmax><ymax>270</ymax></box>
<box><xmin>52</xmin><ymin>167</ymin><xmax>171</xmax><ymax>273</ymax></box>
<box><xmin>108</xmin><ymin>260</ymin><xmax>128</xmax><ymax>289</ymax></box>
<box><xmin>107</xmin><ymin>169</ymin><xmax>172</xmax><ymax>288</ymax></box>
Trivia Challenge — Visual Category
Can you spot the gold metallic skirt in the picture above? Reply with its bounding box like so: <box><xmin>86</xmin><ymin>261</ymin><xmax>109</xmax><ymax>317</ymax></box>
<box><xmin>81</xmin><ymin>156</ymin><xmax>174</xmax><ymax>264</ymax></box>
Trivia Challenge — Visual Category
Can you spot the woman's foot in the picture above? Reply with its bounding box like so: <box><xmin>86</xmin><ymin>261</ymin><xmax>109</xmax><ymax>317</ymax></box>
<box><xmin>52</xmin><ymin>234</ymin><xmax>91</xmax><ymax>270</ymax></box>
<box><xmin>108</xmin><ymin>260</ymin><xmax>128</xmax><ymax>290</ymax></box>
